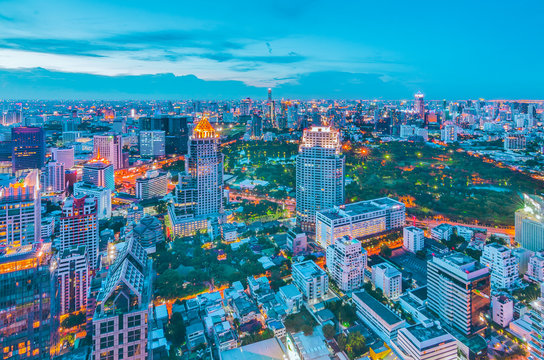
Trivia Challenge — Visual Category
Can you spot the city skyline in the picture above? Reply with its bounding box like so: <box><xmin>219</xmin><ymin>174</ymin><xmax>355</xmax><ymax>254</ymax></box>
<box><xmin>0</xmin><ymin>0</ymin><xmax>543</xmax><ymax>99</ymax></box>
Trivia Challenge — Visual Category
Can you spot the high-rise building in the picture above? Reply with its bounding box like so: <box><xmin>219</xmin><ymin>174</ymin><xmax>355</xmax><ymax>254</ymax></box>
<box><xmin>131</xmin><ymin>215</ymin><xmax>164</xmax><ymax>254</ymax></box>
<box><xmin>138</xmin><ymin>115</ymin><xmax>190</xmax><ymax>154</ymax></box>
<box><xmin>250</xmin><ymin>114</ymin><xmax>263</xmax><ymax>139</ymax></box>
<box><xmin>529</xmin><ymin>298</ymin><xmax>544</xmax><ymax>360</ymax></box>
<box><xmin>187</xmin><ymin>117</ymin><xmax>223</xmax><ymax>216</ymax></box>
<box><xmin>427</xmin><ymin>253</ymin><xmax>490</xmax><ymax>335</ymax></box>
<box><xmin>73</xmin><ymin>182</ymin><xmax>112</xmax><ymax>220</ymax></box>
<box><xmin>0</xmin><ymin>243</ymin><xmax>54</xmax><ymax>360</ymax></box>
<box><xmin>11</xmin><ymin>127</ymin><xmax>46</xmax><ymax>171</ymax></box>
<box><xmin>504</xmin><ymin>133</ymin><xmax>526</xmax><ymax>151</ymax></box>
<box><xmin>51</xmin><ymin>146</ymin><xmax>75</xmax><ymax>169</ymax></box>
<box><xmin>93</xmin><ymin>134</ymin><xmax>123</xmax><ymax>169</ymax></box>
<box><xmin>326</xmin><ymin>236</ymin><xmax>367</xmax><ymax>292</ymax></box>
<box><xmin>480</xmin><ymin>243</ymin><xmax>519</xmax><ymax>289</ymax></box>
<box><xmin>403</xmin><ymin>226</ymin><xmax>424</xmax><ymax>253</ymax></box>
<box><xmin>491</xmin><ymin>293</ymin><xmax>514</xmax><ymax>328</ymax></box>
<box><xmin>135</xmin><ymin>171</ymin><xmax>168</xmax><ymax>200</ymax></box>
<box><xmin>527</xmin><ymin>251</ymin><xmax>544</xmax><ymax>282</ymax></box>
<box><xmin>441</xmin><ymin>123</ymin><xmax>458</xmax><ymax>143</ymax></box>
<box><xmin>57</xmin><ymin>245</ymin><xmax>89</xmax><ymax>315</ymax></box>
<box><xmin>395</xmin><ymin>324</ymin><xmax>457</xmax><ymax>360</ymax></box>
<box><xmin>139</xmin><ymin>130</ymin><xmax>165</xmax><ymax>157</ymax></box>
<box><xmin>41</xmin><ymin>161</ymin><xmax>65</xmax><ymax>193</ymax></box>
<box><xmin>59</xmin><ymin>196</ymin><xmax>99</xmax><ymax>271</ymax></box>
<box><xmin>83</xmin><ymin>152</ymin><xmax>115</xmax><ymax>192</ymax></box>
<box><xmin>296</xmin><ymin>126</ymin><xmax>344</xmax><ymax>232</ymax></box>
<box><xmin>93</xmin><ymin>235</ymin><xmax>150</xmax><ymax>360</ymax></box>
<box><xmin>240</xmin><ymin>98</ymin><xmax>252</xmax><ymax>117</ymax></box>
<box><xmin>414</xmin><ymin>91</ymin><xmax>425</xmax><ymax>119</ymax></box>
<box><xmin>316</xmin><ymin>197</ymin><xmax>405</xmax><ymax>249</ymax></box>
<box><xmin>292</xmin><ymin>260</ymin><xmax>329</xmax><ymax>304</ymax></box>
<box><xmin>0</xmin><ymin>170</ymin><xmax>41</xmax><ymax>248</ymax></box>
<box><xmin>372</xmin><ymin>263</ymin><xmax>402</xmax><ymax>299</ymax></box>
<box><xmin>515</xmin><ymin>194</ymin><xmax>544</xmax><ymax>252</ymax></box>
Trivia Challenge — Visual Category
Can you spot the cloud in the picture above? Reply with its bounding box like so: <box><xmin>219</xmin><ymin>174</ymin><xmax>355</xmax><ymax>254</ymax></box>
<box><xmin>0</xmin><ymin>38</ymin><xmax>117</xmax><ymax>57</ymax></box>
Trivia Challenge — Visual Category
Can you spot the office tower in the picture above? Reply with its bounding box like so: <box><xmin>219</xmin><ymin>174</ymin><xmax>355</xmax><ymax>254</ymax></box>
<box><xmin>83</xmin><ymin>152</ymin><xmax>115</xmax><ymax>192</ymax></box>
<box><xmin>491</xmin><ymin>293</ymin><xmax>514</xmax><ymax>328</ymax></box>
<box><xmin>112</xmin><ymin>117</ymin><xmax>126</xmax><ymax>133</ymax></box>
<box><xmin>414</xmin><ymin>91</ymin><xmax>425</xmax><ymax>119</ymax></box>
<box><xmin>395</xmin><ymin>324</ymin><xmax>457</xmax><ymax>360</ymax></box>
<box><xmin>529</xmin><ymin>298</ymin><xmax>544</xmax><ymax>360</ymax></box>
<box><xmin>0</xmin><ymin>243</ymin><xmax>54</xmax><ymax>360</ymax></box>
<box><xmin>41</xmin><ymin>161</ymin><xmax>65</xmax><ymax>193</ymax></box>
<box><xmin>480</xmin><ymin>243</ymin><xmax>519</xmax><ymax>289</ymax></box>
<box><xmin>187</xmin><ymin>117</ymin><xmax>223</xmax><ymax>216</ymax></box>
<box><xmin>11</xmin><ymin>127</ymin><xmax>45</xmax><ymax>171</ymax></box>
<box><xmin>427</xmin><ymin>253</ymin><xmax>490</xmax><ymax>335</ymax></box>
<box><xmin>528</xmin><ymin>251</ymin><xmax>544</xmax><ymax>282</ymax></box>
<box><xmin>126</xmin><ymin>204</ymin><xmax>145</xmax><ymax>224</ymax></box>
<box><xmin>296</xmin><ymin>126</ymin><xmax>344</xmax><ymax>232</ymax></box>
<box><xmin>326</xmin><ymin>236</ymin><xmax>367</xmax><ymax>292</ymax></box>
<box><xmin>93</xmin><ymin>134</ymin><xmax>123</xmax><ymax>169</ymax></box>
<box><xmin>57</xmin><ymin>245</ymin><xmax>89</xmax><ymax>315</ymax></box>
<box><xmin>250</xmin><ymin>114</ymin><xmax>263</xmax><ymax>139</ymax></box>
<box><xmin>316</xmin><ymin>197</ymin><xmax>405</xmax><ymax>249</ymax></box>
<box><xmin>372</xmin><ymin>263</ymin><xmax>402</xmax><ymax>299</ymax></box>
<box><xmin>132</xmin><ymin>215</ymin><xmax>164</xmax><ymax>254</ymax></box>
<box><xmin>515</xmin><ymin>194</ymin><xmax>544</xmax><ymax>252</ymax></box>
<box><xmin>93</xmin><ymin>235</ymin><xmax>150</xmax><ymax>360</ymax></box>
<box><xmin>441</xmin><ymin>123</ymin><xmax>458</xmax><ymax>143</ymax></box>
<box><xmin>73</xmin><ymin>182</ymin><xmax>112</xmax><ymax>220</ymax></box>
<box><xmin>138</xmin><ymin>115</ymin><xmax>190</xmax><ymax>154</ymax></box>
<box><xmin>51</xmin><ymin>146</ymin><xmax>75</xmax><ymax>169</ymax></box>
<box><xmin>135</xmin><ymin>171</ymin><xmax>168</xmax><ymax>200</ymax></box>
<box><xmin>403</xmin><ymin>226</ymin><xmax>424</xmax><ymax>253</ymax></box>
<box><xmin>504</xmin><ymin>133</ymin><xmax>526</xmax><ymax>151</ymax></box>
<box><xmin>60</xmin><ymin>196</ymin><xmax>99</xmax><ymax>271</ymax></box>
<box><xmin>0</xmin><ymin>170</ymin><xmax>40</xmax><ymax>248</ymax></box>
<box><xmin>267</xmin><ymin>88</ymin><xmax>277</xmax><ymax>128</ymax></box>
<box><xmin>286</xmin><ymin>227</ymin><xmax>307</xmax><ymax>255</ymax></box>
<box><xmin>240</xmin><ymin>98</ymin><xmax>252</xmax><ymax>117</ymax></box>
<box><xmin>139</xmin><ymin>130</ymin><xmax>165</xmax><ymax>157</ymax></box>
<box><xmin>62</xmin><ymin>131</ymin><xmax>81</xmax><ymax>144</ymax></box>
<box><xmin>292</xmin><ymin>260</ymin><xmax>329</xmax><ymax>304</ymax></box>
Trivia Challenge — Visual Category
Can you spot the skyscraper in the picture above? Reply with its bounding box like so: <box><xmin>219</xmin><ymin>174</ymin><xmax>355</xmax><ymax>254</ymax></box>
<box><xmin>250</xmin><ymin>114</ymin><xmax>263</xmax><ymax>139</ymax></box>
<box><xmin>139</xmin><ymin>130</ymin><xmax>165</xmax><ymax>157</ymax></box>
<box><xmin>51</xmin><ymin>146</ymin><xmax>75</xmax><ymax>169</ymax></box>
<box><xmin>427</xmin><ymin>253</ymin><xmax>490</xmax><ymax>335</ymax></box>
<box><xmin>56</xmin><ymin>245</ymin><xmax>89</xmax><ymax>315</ymax></box>
<box><xmin>138</xmin><ymin>115</ymin><xmax>189</xmax><ymax>154</ymax></box>
<box><xmin>0</xmin><ymin>243</ymin><xmax>54</xmax><ymax>360</ymax></box>
<box><xmin>93</xmin><ymin>134</ymin><xmax>123</xmax><ymax>170</ymax></box>
<box><xmin>11</xmin><ymin>126</ymin><xmax>46</xmax><ymax>171</ymax></box>
<box><xmin>82</xmin><ymin>151</ymin><xmax>115</xmax><ymax>191</ymax></box>
<box><xmin>326</xmin><ymin>236</ymin><xmax>366</xmax><ymax>292</ymax></box>
<box><xmin>414</xmin><ymin>92</ymin><xmax>425</xmax><ymax>119</ymax></box>
<box><xmin>296</xmin><ymin>126</ymin><xmax>344</xmax><ymax>232</ymax></box>
<box><xmin>515</xmin><ymin>194</ymin><xmax>544</xmax><ymax>252</ymax></box>
<box><xmin>59</xmin><ymin>196</ymin><xmax>99</xmax><ymax>271</ymax></box>
<box><xmin>187</xmin><ymin>117</ymin><xmax>223</xmax><ymax>216</ymax></box>
<box><xmin>0</xmin><ymin>170</ymin><xmax>41</xmax><ymax>248</ymax></box>
<box><xmin>41</xmin><ymin>160</ymin><xmax>65</xmax><ymax>193</ymax></box>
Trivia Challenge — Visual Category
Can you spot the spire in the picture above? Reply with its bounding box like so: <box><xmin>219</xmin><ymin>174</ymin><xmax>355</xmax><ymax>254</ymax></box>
<box><xmin>192</xmin><ymin>116</ymin><xmax>217</xmax><ymax>139</ymax></box>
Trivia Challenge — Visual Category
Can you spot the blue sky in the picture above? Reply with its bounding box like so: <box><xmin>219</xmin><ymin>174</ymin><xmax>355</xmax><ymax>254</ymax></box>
<box><xmin>0</xmin><ymin>0</ymin><xmax>542</xmax><ymax>99</ymax></box>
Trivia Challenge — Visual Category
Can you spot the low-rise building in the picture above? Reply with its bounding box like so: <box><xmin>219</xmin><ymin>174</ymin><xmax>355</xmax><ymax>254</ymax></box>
<box><xmin>372</xmin><ymin>263</ymin><xmax>402</xmax><ymax>299</ymax></box>
<box><xmin>292</xmin><ymin>260</ymin><xmax>329</xmax><ymax>304</ymax></box>
<box><xmin>527</xmin><ymin>251</ymin><xmax>544</xmax><ymax>282</ymax></box>
<box><xmin>403</xmin><ymin>226</ymin><xmax>424</xmax><ymax>253</ymax></box>
<box><xmin>480</xmin><ymin>243</ymin><xmax>519</xmax><ymax>289</ymax></box>
<box><xmin>326</xmin><ymin>236</ymin><xmax>366</xmax><ymax>292</ymax></box>
<box><xmin>395</xmin><ymin>324</ymin><xmax>457</xmax><ymax>360</ymax></box>
<box><xmin>491</xmin><ymin>294</ymin><xmax>514</xmax><ymax>328</ymax></box>
<box><xmin>286</xmin><ymin>227</ymin><xmax>307</xmax><ymax>255</ymax></box>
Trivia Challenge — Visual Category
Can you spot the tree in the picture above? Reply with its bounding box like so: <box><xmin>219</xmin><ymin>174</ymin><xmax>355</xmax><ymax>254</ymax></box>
<box><xmin>61</xmin><ymin>312</ymin><xmax>86</xmax><ymax>328</ymax></box>
<box><xmin>302</xmin><ymin>324</ymin><xmax>314</xmax><ymax>336</ymax></box>
<box><xmin>165</xmin><ymin>312</ymin><xmax>186</xmax><ymax>346</ymax></box>
<box><xmin>380</xmin><ymin>244</ymin><xmax>392</xmax><ymax>257</ymax></box>
<box><xmin>322</xmin><ymin>324</ymin><xmax>335</xmax><ymax>339</ymax></box>
<box><xmin>345</xmin><ymin>331</ymin><xmax>366</xmax><ymax>360</ymax></box>
<box><xmin>155</xmin><ymin>200</ymin><xmax>168</xmax><ymax>215</ymax></box>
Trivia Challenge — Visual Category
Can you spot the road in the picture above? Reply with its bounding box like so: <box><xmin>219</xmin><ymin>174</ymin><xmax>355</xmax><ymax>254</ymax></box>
<box><xmin>411</xmin><ymin>217</ymin><xmax>515</xmax><ymax>237</ymax></box>
<box><xmin>228</xmin><ymin>189</ymin><xmax>296</xmax><ymax>213</ymax></box>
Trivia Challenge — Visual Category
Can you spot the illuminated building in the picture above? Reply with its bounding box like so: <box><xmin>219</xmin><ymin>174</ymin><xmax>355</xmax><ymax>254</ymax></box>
<box><xmin>515</xmin><ymin>194</ymin><xmax>544</xmax><ymax>252</ymax></box>
<box><xmin>135</xmin><ymin>171</ymin><xmax>167</xmax><ymax>200</ymax></box>
<box><xmin>504</xmin><ymin>133</ymin><xmax>526</xmax><ymax>151</ymax></box>
<box><xmin>441</xmin><ymin>123</ymin><xmax>458</xmax><ymax>143</ymax></box>
<box><xmin>187</xmin><ymin>117</ymin><xmax>224</xmax><ymax>216</ymax></box>
<box><xmin>0</xmin><ymin>243</ymin><xmax>54</xmax><ymax>360</ymax></box>
<box><xmin>126</xmin><ymin>204</ymin><xmax>144</xmax><ymax>224</ymax></box>
<box><xmin>73</xmin><ymin>182</ymin><xmax>112</xmax><ymax>220</ymax></box>
<box><xmin>529</xmin><ymin>298</ymin><xmax>544</xmax><ymax>360</ymax></box>
<box><xmin>414</xmin><ymin>92</ymin><xmax>425</xmax><ymax>119</ymax></box>
<box><xmin>41</xmin><ymin>161</ymin><xmax>65</xmax><ymax>193</ymax></box>
<box><xmin>93</xmin><ymin>134</ymin><xmax>123</xmax><ymax>170</ymax></box>
<box><xmin>315</xmin><ymin>197</ymin><xmax>405</xmax><ymax>249</ymax></box>
<box><xmin>83</xmin><ymin>151</ymin><xmax>115</xmax><ymax>192</ymax></box>
<box><xmin>427</xmin><ymin>253</ymin><xmax>490</xmax><ymax>335</ymax></box>
<box><xmin>250</xmin><ymin>114</ymin><xmax>263</xmax><ymax>139</ymax></box>
<box><xmin>480</xmin><ymin>243</ymin><xmax>519</xmax><ymax>290</ymax></box>
<box><xmin>56</xmin><ymin>245</ymin><xmax>89</xmax><ymax>315</ymax></box>
<box><xmin>292</xmin><ymin>260</ymin><xmax>328</xmax><ymax>304</ymax></box>
<box><xmin>286</xmin><ymin>227</ymin><xmax>307</xmax><ymax>255</ymax></box>
<box><xmin>296</xmin><ymin>126</ymin><xmax>344</xmax><ymax>232</ymax></box>
<box><xmin>131</xmin><ymin>215</ymin><xmax>164</xmax><ymax>254</ymax></box>
<box><xmin>240</xmin><ymin>98</ymin><xmax>252</xmax><ymax>117</ymax></box>
<box><xmin>60</xmin><ymin>196</ymin><xmax>99</xmax><ymax>271</ymax></box>
<box><xmin>326</xmin><ymin>236</ymin><xmax>366</xmax><ymax>292</ymax></box>
<box><xmin>11</xmin><ymin>126</ymin><xmax>46</xmax><ymax>171</ymax></box>
<box><xmin>138</xmin><ymin>115</ymin><xmax>189</xmax><ymax>154</ymax></box>
<box><xmin>527</xmin><ymin>251</ymin><xmax>544</xmax><ymax>282</ymax></box>
<box><xmin>372</xmin><ymin>263</ymin><xmax>402</xmax><ymax>299</ymax></box>
<box><xmin>92</xmin><ymin>235</ymin><xmax>151</xmax><ymax>360</ymax></box>
<box><xmin>51</xmin><ymin>146</ymin><xmax>75</xmax><ymax>169</ymax></box>
<box><xmin>403</xmin><ymin>226</ymin><xmax>424</xmax><ymax>253</ymax></box>
<box><xmin>139</xmin><ymin>130</ymin><xmax>165</xmax><ymax>157</ymax></box>
<box><xmin>0</xmin><ymin>169</ymin><xmax>41</xmax><ymax>248</ymax></box>
<box><xmin>491</xmin><ymin>293</ymin><xmax>513</xmax><ymax>328</ymax></box>
<box><xmin>394</xmin><ymin>324</ymin><xmax>457</xmax><ymax>360</ymax></box>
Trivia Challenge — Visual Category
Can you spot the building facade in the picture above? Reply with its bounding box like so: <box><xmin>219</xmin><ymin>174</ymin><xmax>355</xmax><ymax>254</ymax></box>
<box><xmin>480</xmin><ymin>243</ymin><xmax>519</xmax><ymax>289</ymax></box>
<box><xmin>292</xmin><ymin>260</ymin><xmax>329</xmax><ymax>304</ymax></box>
<box><xmin>93</xmin><ymin>134</ymin><xmax>123</xmax><ymax>170</ymax></box>
<box><xmin>11</xmin><ymin>127</ymin><xmax>46</xmax><ymax>171</ymax></box>
<box><xmin>139</xmin><ymin>130</ymin><xmax>165</xmax><ymax>157</ymax></box>
<box><xmin>73</xmin><ymin>182</ymin><xmax>112</xmax><ymax>220</ymax></box>
<box><xmin>57</xmin><ymin>246</ymin><xmax>89</xmax><ymax>315</ymax></box>
<box><xmin>326</xmin><ymin>236</ymin><xmax>366</xmax><ymax>292</ymax></box>
<box><xmin>515</xmin><ymin>194</ymin><xmax>544</xmax><ymax>252</ymax></box>
<box><xmin>372</xmin><ymin>263</ymin><xmax>402</xmax><ymax>299</ymax></box>
<box><xmin>395</xmin><ymin>324</ymin><xmax>457</xmax><ymax>360</ymax></box>
<box><xmin>135</xmin><ymin>171</ymin><xmax>168</xmax><ymax>200</ymax></box>
<box><xmin>403</xmin><ymin>226</ymin><xmax>424</xmax><ymax>253</ymax></box>
<box><xmin>41</xmin><ymin>161</ymin><xmax>65</xmax><ymax>193</ymax></box>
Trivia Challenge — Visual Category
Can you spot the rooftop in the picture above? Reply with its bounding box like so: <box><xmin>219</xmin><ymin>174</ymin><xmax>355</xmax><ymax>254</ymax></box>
<box><xmin>319</xmin><ymin>197</ymin><xmax>404</xmax><ymax>220</ymax></box>
<box><xmin>353</xmin><ymin>291</ymin><xmax>403</xmax><ymax>326</ymax></box>
<box><xmin>292</xmin><ymin>260</ymin><xmax>326</xmax><ymax>279</ymax></box>
<box><xmin>220</xmin><ymin>337</ymin><xmax>286</xmax><ymax>360</ymax></box>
